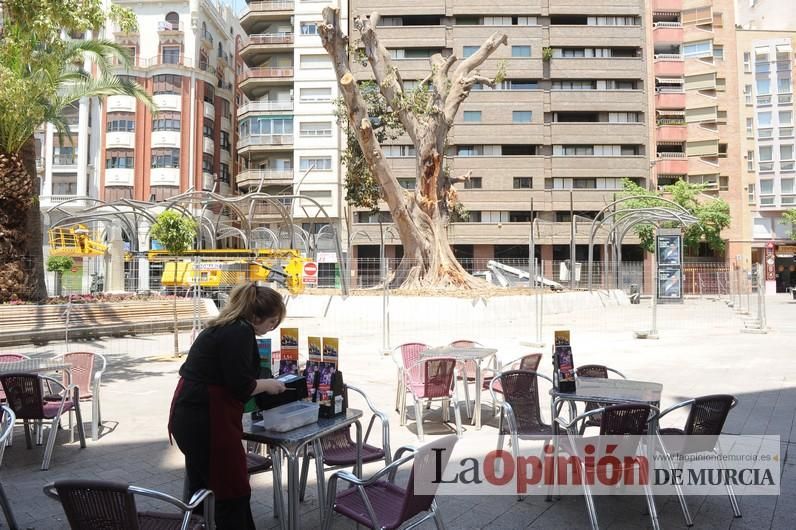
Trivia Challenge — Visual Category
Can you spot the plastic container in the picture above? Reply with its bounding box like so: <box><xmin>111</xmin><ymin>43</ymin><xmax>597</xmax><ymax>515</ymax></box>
<box><xmin>253</xmin><ymin>401</ymin><xmax>319</xmax><ymax>432</ymax></box>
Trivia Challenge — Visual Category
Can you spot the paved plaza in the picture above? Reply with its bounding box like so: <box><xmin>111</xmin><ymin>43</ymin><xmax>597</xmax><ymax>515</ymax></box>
<box><xmin>1</xmin><ymin>293</ymin><xmax>794</xmax><ymax>529</ymax></box>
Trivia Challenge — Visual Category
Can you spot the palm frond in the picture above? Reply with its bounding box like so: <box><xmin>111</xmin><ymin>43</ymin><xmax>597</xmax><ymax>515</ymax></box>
<box><xmin>58</xmin><ymin>76</ymin><xmax>156</xmax><ymax>112</ymax></box>
<box><xmin>62</xmin><ymin>38</ymin><xmax>132</xmax><ymax>74</ymax></box>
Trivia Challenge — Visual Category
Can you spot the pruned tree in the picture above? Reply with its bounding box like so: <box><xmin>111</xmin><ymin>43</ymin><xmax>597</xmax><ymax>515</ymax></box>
<box><xmin>784</xmin><ymin>208</ymin><xmax>796</xmax><ymax>240</ymax></box>
<box><xmin>319</xmin><ymin>8</ymin><xmax>507</xmax><ymax>289</ymax></box>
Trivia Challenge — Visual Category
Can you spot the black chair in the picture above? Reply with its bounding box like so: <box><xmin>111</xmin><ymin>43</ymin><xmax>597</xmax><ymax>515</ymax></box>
<box><xmin>574</xmin><ymin>364</ymin><xmax>626</xmax><ymax>434</ymax></box>
<box><xmin>44</xmin><ymin>479</ymin><xmax>214</xmax><ymax>530</ymax></box>
<box><xmin>656</xmin><ymin>394</ymin><xmax>741</xmax><ymax>526</ymax></box>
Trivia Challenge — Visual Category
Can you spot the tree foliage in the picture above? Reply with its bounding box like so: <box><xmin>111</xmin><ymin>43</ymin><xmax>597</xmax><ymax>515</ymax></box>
<box><xmin>150</xmin><ymin>211</ymin><xmax>197</xmax><ymax>254</ymax></box>
<box><xmin>784</xmin><ymin>208</ymin><xmax>796</xmax><ymax>240</ymax></box>
<box><xmin>620</xmin><ymin>179</ymin><xmax>731</xmax><ymax>254</ymax></box>
<box><xmin>46</xmin><ymin>255</ymin><xmax>74</xmax><ymax>274</ymax></box>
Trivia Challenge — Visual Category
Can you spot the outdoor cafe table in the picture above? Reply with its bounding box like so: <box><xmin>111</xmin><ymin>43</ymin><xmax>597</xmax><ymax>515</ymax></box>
<box><xmin>549</xmin><ymin>378</ymin><xmax>663</xmax><ymax>487</ymax></box>
<box><xmin>421</xmin><ymin>346</ymin><xmax>498</xmax><ymax>431</ymax></box>
<box><xmin>243</xmin><ymin>408</ymin><xmax>363</xmax><ymax>530</ymax></box>
<box><xmin>0</xmin><ymin>358</ymin><xmax>70</xmax><ymax>376</ymax></box>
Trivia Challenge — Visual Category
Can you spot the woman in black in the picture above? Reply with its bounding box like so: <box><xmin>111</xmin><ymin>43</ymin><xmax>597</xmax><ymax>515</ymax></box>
<box><xmin>169</xmin><ymin>283</ymin><xmax>286</xmax><ymax>529</ymax></box>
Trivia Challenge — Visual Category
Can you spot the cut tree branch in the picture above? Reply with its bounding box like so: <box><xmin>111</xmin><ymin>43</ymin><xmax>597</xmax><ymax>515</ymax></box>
<box><xmin>355</xmin><ymin>12</ymin><xmax>420</xmax><ymax>143</ymax></box>
<box><xmin>446</xmin><ymin>170</ymin><xmax>472</xmax><ymax>184</ymax></box>
<box><xmin>444</xmin><ymin>32</ymin><xmax>507</xmax><ymax>124</ymax></box>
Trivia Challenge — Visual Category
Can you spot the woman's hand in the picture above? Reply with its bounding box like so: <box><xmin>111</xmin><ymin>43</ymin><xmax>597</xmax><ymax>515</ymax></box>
<box><xmin>261</xmin><ymin>379</ymin><xmax>286</xmax><ymax>395</ymax></box>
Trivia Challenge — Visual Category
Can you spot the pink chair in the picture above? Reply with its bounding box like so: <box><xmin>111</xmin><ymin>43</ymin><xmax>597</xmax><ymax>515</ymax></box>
<box><xmin>402</xmin><ymin>357</ymin><xmax>462</xmax><ymax>441</ymax></box>
<box><xmin>391</xmin><ymin>342</ymin><xmax>429</xmax><ymax>419</ymax></box>
<box><xmin>60</xmin><ymin>352</ymin><xmax>106</xmax><ymax>441</ymax></box>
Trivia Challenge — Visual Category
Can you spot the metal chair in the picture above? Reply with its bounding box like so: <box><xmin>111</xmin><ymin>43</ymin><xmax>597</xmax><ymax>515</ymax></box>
<box><xmin>403</xmin><ymin>357</ymin><xmax>462</xmax><ymax>441</ymax></box>
<box><xmin>60</xmin><ymin>352</ymin><xmax>106</xmax><ymax>441</ymax></box>
<box><xmin>656</xmin><ymin>394</ymin><xmax>741</xmax><ymax>526</ymax></box>
<box><xmin>0</xmin><ymin>405</ymin><xmax>18</xmax><ymax>530</ymax></box>
<box><xmin>391</xmin><ymin>342</ymin><xmax>429</xmax><ymax>419</ymax></box>
<box><xmin>574</xmin><ymin>364</ymin><xmax>626</xmax><ymax>434</ymax></box>
<box><xmin>556</xmin><ymin>403</ymin><xmax>661</xmax><ymax>530</ymax></box>
<box><xmin>299</xmin><ymin>385</ymin><xmax>391</xmax><ymax>503</ymax></box>
<box><xmin>321</xmin><ymin>434</ymin><xmax>458</xmax><ymax>530</ymax></box>
<box><xmin>44</xmin><ymin>479</ymin><xmax>214</xmax><ymax>530</ymax></box>
<box><xmin>489</xmin><ymin>369</ymin><xmax>553</xmax><ymax>500</ymax></box>
<box><xmin>0</xmin><ymin>373</ymin><xmax>85</xmax><ymax>470</ymax></box>
<box><xmin>0</xmin><ymin>354</ymin><xmax>30</xmax><ymax>404</ymax></box>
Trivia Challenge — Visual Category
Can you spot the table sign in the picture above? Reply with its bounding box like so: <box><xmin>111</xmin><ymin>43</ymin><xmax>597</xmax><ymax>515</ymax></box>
<box><xmin>553</xmin><ymin>330</ymin><xmax>576</xmax><ymax>393</ymax></box>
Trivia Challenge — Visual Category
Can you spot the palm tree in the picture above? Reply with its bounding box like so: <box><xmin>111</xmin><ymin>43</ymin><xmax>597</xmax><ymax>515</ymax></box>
<box><xmin>0</xmin><ymin>26</ymin><xmax>154</xmax><ymax>302</ymax></box>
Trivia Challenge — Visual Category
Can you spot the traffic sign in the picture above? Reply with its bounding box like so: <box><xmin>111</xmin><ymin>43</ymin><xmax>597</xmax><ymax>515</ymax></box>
<box><xmin>303</xmin><ymin>261</ymin><xmax>318</xmax><ymax>285</ymax></box>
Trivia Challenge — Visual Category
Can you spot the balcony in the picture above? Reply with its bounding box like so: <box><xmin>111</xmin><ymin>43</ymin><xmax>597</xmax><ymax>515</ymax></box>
<box><xmin>549</xmin><ymin>58</ymin><xmax>643</xmax><ymax>79</ymax></box>
<box><xmin>547</xmin><ymin>0</ymin><xmax>640</xmax><ymax>15</ymax></box>
<box><xmin>140</xmin><ymin>55</ymin><xmax>193</xmax><ymax>68</ymax></box>
<box><xmin>239</xmin><ymin>67</ymin><xmax>294</xmax><ymax>87</ymax></box>
<box><xmin>107</xmin><ymin>95</ymin><xmax>137</xmax><ymax>112</ymax></box>
<box><xmin>551</xmin><ymin>123</ymin><xmax>646</xmax><ymax>144</ymax></box>
<box><xmin>550</xmin><ymin>89</ymin><xmax>645</xmax><ymax>111</ymax></box>
<box><xmin>151</xmin><ymin>131</ymin><xmax>181</xmax><ymax>148</ymax></box>
<box><xmin>238</xmin><ymin>134</ymin><xmax>294</xmax><ymax>151</ymax></box>
<box><xmin>243</xmin><ymin>32</ymin><xmax>294</xmax><ymax>48</ymax></box>
<box><xmin>153</xmin><ymin>94</ymin><xmax>181</xmax><ymax>111</ymax></box>
<box><xmin>105</xmin><ymin>132</ymin><xmax>135</xmax><ymax>149</ymax></box>
<box><xmin>105</xmin><ymin>168</ymin><xmax>134</xmax><ymax>186</ymax></box>
<box><xmin>652</xmin><ymin>0</ymin><xmax>682</xmax><ymax>10</ymax></box>
<box><xmin>240</xmin><ymin>1</ymin><xmax>294</xmax><ymax>31</ymax></box>
<box><xmin>203</xmin><ymin>102</ymin><xmax>215</xmax><ymax>119</ymax></box>
<box><xmin>656</xmin><ymin>153</ymin><xmax>688</xmax><ymax>174</ymax></box>
<box><xmin>150</xmin><ymin>168</ymin><xmax>180</xmax><ymax>186</ymax></box>
<box><xmin>201</xmin><ymin>29</ymin><xmax>214</xmax><ymax>46</ymax></box>
<box><xmin>235</xmin><ymin>169</ymin><xmax>293</xmax><ymax>190</ymax></box>
<box><xmin>656</xmin><ymin>122</ymin><xmax>687</xmax><ymax>142</ymax></box>
<box><xmin>237</xmin><ymin>101</ymin><xmax>294</xmax><ymax>117</ymax></box>
<box><xmin>53</xmin><ymin>154</ymin><xmax>77</xmax><ymax>167</ymax></box>
<box><xmin>654</xmin><ymin>57</ymin><xmax>684</xmax><ymax>77</ymax></box>
<box><xmin>652</xmin><ymin>23</ymin><xmax>683</xmax><ymax>44</ymax></box>
<box><xmin>655</xmin><ymin>90</ymin><xmax>686</xmax><ymax>109</ymax></box>
<box><xmin>157</xmin><ymin>20</ymin><xmax>184</xmax><ymax>33</ymax></box>
<box><xmin>550</xmin><ymin>156</ymin><xmax>648</xmax><ymax>178</ymax></box>
<box><xmin>203</xmin><ymin>137</ymin><xmax>215</xmax><ymax>153</ymax></box>
<box><xmin>549</xmin><ymin>25</ymin><xmax>642</xmax><ymax>48</ymax></box>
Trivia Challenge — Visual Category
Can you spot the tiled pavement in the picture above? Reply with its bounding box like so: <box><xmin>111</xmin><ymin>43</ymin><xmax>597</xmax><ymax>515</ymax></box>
<box><xmin>1</xmin><ymin>293</ymin><xmax>794</xmax><ymax>529</ymax></box>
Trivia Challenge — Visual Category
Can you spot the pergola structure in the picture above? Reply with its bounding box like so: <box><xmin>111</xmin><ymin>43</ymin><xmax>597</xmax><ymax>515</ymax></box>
<box><xmin>45</xmin><ymin>188</ymin><xmax>349</xmax><ymax>293</ymax></box>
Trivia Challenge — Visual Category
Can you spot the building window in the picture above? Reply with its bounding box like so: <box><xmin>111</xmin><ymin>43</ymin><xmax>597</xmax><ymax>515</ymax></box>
<box><xmin>105</xmin><ymin>149</ymin><xmax>134</xmax><ymax>169</ymax></box>
<box><xmin>713</xmin><ymin>45</ymin><xmax>724</xmax><ymax>60</ymax></box>
<box><xmin>301</xmin><ymin>190</ymin><xmax>333</xmax><ymax>207</ymax></box>
<box><xmin>204</xmin><ymin>83</ymin><xmax>215</xmax><ymax>104</ymax></box>
<box><xmin>299</xmin><ymin>121</ymin><xmax>332</xmax><ymax>137</ymax></box>
<box><xmin>513</xmin><ymin>177</ymin><xmax>532</xmax><ymax>189</ymax></box>
<box><xmin>153</xmin><ymin>74</ymin><xmax>181</xmax><ymax>95</ymax></box>
<box><xmin>756</xmin><ymin>78</ymin><xmax>771</xmax><ymax>95</ymax></box>
<box><xmin>300</xmin><ymin>22</ymin><xmax>319</xmax><ymax>35</ymax></box>
<box><xmin>165</xmin><ymin>12</ymin><xmax>179</xmax><ymax>27</ymax></box>
<box><xmin>747</xmin><ymin>150</ymin><xmax>754</xmax><ymax>172</ymax></box>
<box><xmin>151</xmin><ymin>148</ymin><xmax>180</xmax><ymax>168</ymax></box>
<box><xmin>299</xmin><ymin>156</ymin><xmax>332</xmax><ymax>171</ymax></box>
<box><xmin>779</xmin><ymin>111</ymin><xmax>793</xmax><ymax>126</ymax></box>
<box><xmin>509</xmin><ymin>211</ymin><xmax>533</xmax><ymax>222</ymax></box>
<box><xmin>300</xmin><ymin>87</ymin><xmax>332</xmax><ymax>102</ymax></box>
<box><xmin>398</xmin><ymin>178</ymin><xmax>416</xmax><ymax>190</ymax></box>
<box><xmin>757</xmin><ymin>111</ymin><xmax>772</xmax><ymax>127</ymax></box>
<box><xmin>220</xmin><ymin>131</ymin><xmax>230</xmax><ymax>151</ymax></box>
<box><xmin>106</xmin><ymin>112</ymin><xmax>135</xmax><ymax>132</ymax></box>
<box><xmin>203</xmin><ymin>118</ymin><xmax>214</xmax><ymax>138</ymax></box>
<box><xmin>463</xmin><ymin>46</ymin><xmax>479</xmax><ymax>58</ymax></box>
<box><xmin>759</xmin><ymin>179</ymin><xmax>774</xmax><ymax>195</ymax></box>
<box><xmin>463</xmin><ymin>111</ymin><xmax>481</xmax><ymax>122</ymax></box>
<box><xmin>152</xmin><ymin>111</ymin><xmax>180</xmax><ymax>131</ymax></box>
<box><xmin>511</xmin><ymin>45</ymin><xmax>531</xmax><ymax>58</ymax></box>
<box><xmin>781</xmin><ymin>144</ymin><xmax>794</xmax><ymax>161</ymax></box>
<box><xmin>464</xmin><ymin>177</ymin><xmax>482</xmax><ymax>189</ymax></box>
<box><xmin>782</xmin><ymin>179</ymin><xmax>794</xmax><ymax>194</ymax></box>
<box><xmin>161</xmin><ymin>46</ymin><xmax>180</xmax><ymax>64</ymax></box>
<box><xmin>759</xmin><ymin>145</ymin><xmax>773</xmax><ymax>161</ymax></box>
<box><xmin>746</xmin><ymin>118</ymin><xmax>754</xmax><ymax>137</ymax></box>
<box><xmin>512</xmin><ymin>111</ymin><xmax>533</xmax><ymax>123</ymax></box>
<box><xmin>743</xmin><ymin>51</ymin><xmax>751</xmax><ymax>72</ymax></box>
<box><xmin>219</xmin><ymin>163</ymin><xmax>230</xmax><ymax>183</ymax></box>
<box><xmin>744</xmin><ymin>84</ymin><xmax>753</xmax><ymax>105</ymax></box>
<box><xmin>382</xmin><ymin>145</ymin><xmax>416</xmax><ymax>157</ymax></box>
<box><xmin>202</xmin><ymin>153</ymin><xmax>214</xmax><ymax>174</ymax></box>
<box><xmin>778</xmin><ymin>77</ymin><xmax>792</xmax><ymax>94</ymax></box>
<box><xmin>683</xmin><ymin>40</ymin><xmax>712</xmax><ymax>58</ymax></box>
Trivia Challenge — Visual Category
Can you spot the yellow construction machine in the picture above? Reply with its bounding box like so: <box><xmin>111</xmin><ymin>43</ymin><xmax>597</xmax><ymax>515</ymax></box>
<box><xmin>150</xmin><ymin>248</ymin><xmax>308</xmax><ymax>295</ymax></box>
<box><xmin>48</xmin><ymin>224</ymin><xmax>108</xmax><ymax>257</ymax></box>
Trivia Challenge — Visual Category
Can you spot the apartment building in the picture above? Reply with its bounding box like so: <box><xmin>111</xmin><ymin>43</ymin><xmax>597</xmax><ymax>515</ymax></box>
<box><xmin>649</xmin><ymin>0</ymin><xmax>745</xmax><ymax>265</ymax></box>
<box><xmin>347</xmin><ymin>0</ymin><xmax>650</xmax><ymax>279</ymax></box>
<box><xmin>236</xmin><ymin>0</ymin><xmax>347</xmax><ymax>248</ymax></box>
<box><xmin>37</xmin><ymin>0</ymin><xmax>242</xmax><ymax>211</ymax></box>
<box><xmin>735</xmin><ymin>1</ymin><xmax>796</xmax><ymax>293</ymax></box>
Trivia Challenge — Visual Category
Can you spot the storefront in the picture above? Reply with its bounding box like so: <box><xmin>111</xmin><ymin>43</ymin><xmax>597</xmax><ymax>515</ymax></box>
<box><xmin>766</xmin><ymin>243</ymin><xmax>796</xmax><ymax>293</ymax></box>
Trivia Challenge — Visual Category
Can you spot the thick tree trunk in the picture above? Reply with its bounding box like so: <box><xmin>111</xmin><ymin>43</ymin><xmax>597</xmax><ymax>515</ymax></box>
<box><xmin>0</xmin><ymin>137</ymin><xmax>47</xmax><ymax>302</ymax></box>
